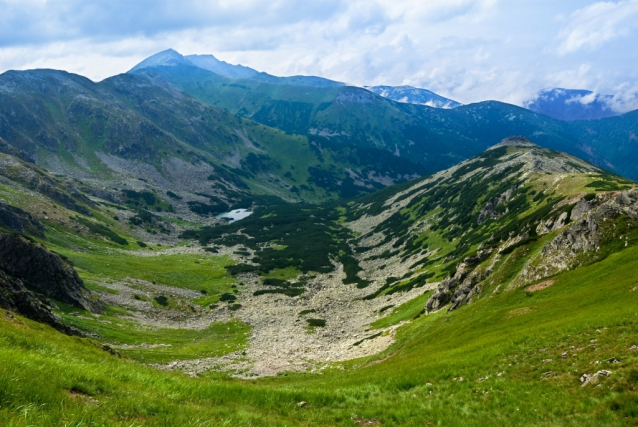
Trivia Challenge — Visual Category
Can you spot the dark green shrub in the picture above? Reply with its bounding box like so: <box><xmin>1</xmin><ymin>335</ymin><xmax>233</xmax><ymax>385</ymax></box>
<box><xmin>219</xmin><ymin>293</ymin><xmax>237</xmax><ymax>302</ymax></box>
<box><xmin>154</xmin><ymin>295</ymin><xmax>168</xmax><ymax>306</ymax></box>
<box><xmin>306</xmin><ymin>319</ymin><xmax>326</xmax><ymax>327</ymax></box>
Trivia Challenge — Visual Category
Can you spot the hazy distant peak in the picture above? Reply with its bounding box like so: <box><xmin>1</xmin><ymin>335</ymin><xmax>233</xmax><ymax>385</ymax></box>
<box><xmin>128</xmin><ymin>49</ymin><xmax>193</xmax><ymax>72</ymax></box>
<box><xmin>523</xmin><ymin>88</ymin><xmax>620</xmax><ymax>121</ymax></box>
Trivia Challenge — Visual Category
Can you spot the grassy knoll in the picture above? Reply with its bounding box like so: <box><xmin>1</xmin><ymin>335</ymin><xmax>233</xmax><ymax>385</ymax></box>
<box><xmin>60</xmin><ymin>251</ymin><xmax>237</xmax><ymax>298</ymax></box>
<box><xmin>2</xmin><ymin>246</ymin><xmax>638</xmax><ymax>425</ymax></box>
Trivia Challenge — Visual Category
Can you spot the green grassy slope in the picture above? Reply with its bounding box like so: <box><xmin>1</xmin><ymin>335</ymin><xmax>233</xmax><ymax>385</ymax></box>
<box><xmin>1</xmin><ymin>241</ymin><xmax>636</xmax><ymax>426</ymax></box>
<box><xmin>2</xmin><ymin>137</ymin><xmax>638</xmax><ymax>425</ymax></box>
<box><xmin>181</xmin><ymin>140</ymin><xmax>631</xmax><ymax>299</ymax></box>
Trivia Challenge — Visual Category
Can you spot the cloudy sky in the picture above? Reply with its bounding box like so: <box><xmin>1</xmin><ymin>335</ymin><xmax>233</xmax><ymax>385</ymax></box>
<box><xmin>1</xmin><ymin>0</ymin><xmax>637</xmax><ymax>110</ymax></box>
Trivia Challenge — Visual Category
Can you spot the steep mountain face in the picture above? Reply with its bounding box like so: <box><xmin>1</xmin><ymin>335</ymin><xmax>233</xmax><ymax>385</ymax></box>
<box><xmin>0</xmin><ymin>68</ymin><xmax>425</xmax><ymax>211</ymax></box>
<box><xmin>365</xmin><ymin>85</ymin><xmax>461</xmax><ymax>108</ymax></box>
<box><xmin>0</xmin><ymin>232</ymin><xmax>100</xmax><ymax>313</ymax></box>
<box><xmin>339</xmin><ymin>136</ymin><xmax>629</xmax><ymax>310</ymax></box>
<box><xmin>135</xmin><ymin>64</ymin><xmax>638</xmax><ymax>181</ymax></box>
<box><xmin>128</xmin><ymin>48</ymin><xmax>193</xmax><ymax>72</ymax></box>
<box><xmin>525</xmin><ymin>88</ymin><xmax>620</xmax><ymax>121</ymax></box>
<box><xmin>0</xmin><ymin>228</ymin><xmax>96</xmax><ymax>335</ymax></box>
<box><xmin>0</xmin><ymin>269</ymin><xmax>79</xmax><ymax>334</ymax></box>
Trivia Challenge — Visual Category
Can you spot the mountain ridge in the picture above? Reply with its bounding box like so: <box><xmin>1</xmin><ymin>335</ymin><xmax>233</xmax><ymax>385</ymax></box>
<box><xmin>365</xmin><ymin>85</ymin><xmax>461</xmax><ymax>108</ymax></box>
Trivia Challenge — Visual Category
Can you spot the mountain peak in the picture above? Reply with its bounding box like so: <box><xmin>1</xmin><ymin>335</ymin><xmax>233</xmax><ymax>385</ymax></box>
<box><xmin>488</xmin><ymin>136</ymin><xmax>538</xmax><ymax>150</ymax></box>
<box><xmin>185</xmin><ymin>54</ymin><xmax>259</xmax><ymax>79</ymax></box>
<box><xmin>128</xmin><ymin>49</ymin><xmax>194</xmax><ymax>73</ymax></box>
<box><xmin>524</xmin><ymin>87</ymin><xmax>618</xmax><ymax>121</ymax></box>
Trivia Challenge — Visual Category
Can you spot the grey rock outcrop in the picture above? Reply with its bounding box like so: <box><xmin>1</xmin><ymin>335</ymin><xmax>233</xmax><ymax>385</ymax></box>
<box><xmin>0</xmin><ymin>232</ymin><xmax>101</xmax><ymax>313</ymax></box>
<box><xmin>425</xmin><ymin>249</ymin><xmax>492</xmax><ymax>312</ymax></box>
<box><xmin>536</xmin><ymin>211</ymin><xmax>569</xmax><ymax>235</ymax></box>
<box><xmin>570</xmin><ymin>197</ymin><xmax>596</xmax><ymax>221</ymax></box>
<box><xmin>0</xmin><ymin>201</ymin><xmax>44</xmax><ymax>237</ymax></box>
<box><xmin>517</xmin><ymin>190</ymin><xmax>638</xmax><ymax>285</ymax></box>
<box><xmin>477</xmin><ymin>187</ymin><xmax>515</xmax><ymax>224</ymax></box>
<box><xmin>0</xmin><ymin>270</ymin><xmax>80</xmax><ymax>335</ymax></box>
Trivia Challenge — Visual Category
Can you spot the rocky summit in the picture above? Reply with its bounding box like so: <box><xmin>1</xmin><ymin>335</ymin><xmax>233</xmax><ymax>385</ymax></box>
<box><xmin>1</xmin><ymin>56</ymin><xmax>638</xmax><ymax>427</ymax></box>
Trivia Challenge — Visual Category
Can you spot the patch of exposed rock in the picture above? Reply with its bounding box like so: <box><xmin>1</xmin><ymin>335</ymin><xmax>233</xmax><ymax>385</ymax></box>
<box><xmin>0</xmin><ymin>232</ymin><xmax>101</xmax><ymax>313</ymax></box>
<box><xmin>516</xmin><ymin>190</ymin><xmax>638</xmax><ymax>286</ymax></box>
<box><xmin>425</xmin><ymin>249</ymin><xmax>493</xmax><ymax>312</ymax></box>
<box><xmin>0</xmin><ymin>269</ymin><xmax>80</xmax><ymax>334</ymax></box>
<box><xmin>0</xmin><ymin>201</ymin><xmax>44</xmax><ymax>237</ymax></box>
<box><xmin>477</xmin><ymin>187</ymin><xmax>515</xmax><ymax>224</ymax></box>
<box><xmin>108</xmin><ymin>261</ymin><xmax>436</xmax><ymax>377</ymax></box>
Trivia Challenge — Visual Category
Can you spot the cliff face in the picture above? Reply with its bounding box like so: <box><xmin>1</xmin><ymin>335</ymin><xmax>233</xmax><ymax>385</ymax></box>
<box><xmin>0</xmin><ymin>201</ymin><xmax>44</xmax><ymax>237</ymax></box>
<box><xmin>0</xmin><ymin>269</ymin><xmax>79</xmax><ymax>335</ymax></box>
<box><xmin>515</xmin><ymin>190</ymin><xmax>638</xmax><ymax>286</ymax></box>
<box><xmin>0</xmin><ymin>232</ymin><xmax>101</xmax><ymax>315</ymax></box>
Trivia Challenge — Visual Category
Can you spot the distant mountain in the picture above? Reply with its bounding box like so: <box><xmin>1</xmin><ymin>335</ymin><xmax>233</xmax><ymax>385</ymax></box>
<box><xmin>524</xmin><ymin>88</ymin><xmax>620</xmax><ymax>121</ymax></box>
<box><xmin>130</xmin><ymin>49</ymin><xmax>344</xmax><ymax>88</ymax></box>
<box><xmin>128</xmin><ymin>48</ymin><xmax>192</xmax><ymax>72</ymax></box>
<box><xmin>365</xmin><ymin>85</ymin><xmax>461</xmax><ymax>108</ymax></box>
<box><xmin>0</xmin><ymin>68</ymin><xmax>425</xmax><ymax>207</ymax></box>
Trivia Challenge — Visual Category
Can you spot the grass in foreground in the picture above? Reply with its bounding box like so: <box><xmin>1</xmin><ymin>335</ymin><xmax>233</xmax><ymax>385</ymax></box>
<box><xmin>1</xmin><ymin>247</ymin><xmax>638</xmax><ymax>425</ymax></box>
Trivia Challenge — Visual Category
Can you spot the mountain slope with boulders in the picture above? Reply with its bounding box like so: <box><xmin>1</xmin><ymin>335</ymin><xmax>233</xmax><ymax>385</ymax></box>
<box><xmin>164</xmin><ymin>137</ymin><xmax>638</xmax><ymax>377</ymax></box>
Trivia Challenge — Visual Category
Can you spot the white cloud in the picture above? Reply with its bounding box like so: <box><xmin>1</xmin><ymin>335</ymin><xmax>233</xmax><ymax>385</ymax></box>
<box><xmin>556</xmin><ymin>0</ymin><xmax>638</xmax><ymax>55</ymax></box>
<box><xmin>604</xmin><ymin>83</ymin><xmax>638</xmax><ymax>112</ymax></box>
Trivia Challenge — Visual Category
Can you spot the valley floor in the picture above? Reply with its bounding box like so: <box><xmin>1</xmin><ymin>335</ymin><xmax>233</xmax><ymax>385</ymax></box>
<box><xmin>2</xmin><ymin>242</ymin><xmax>638</xmax><ymax>426</ymax></box>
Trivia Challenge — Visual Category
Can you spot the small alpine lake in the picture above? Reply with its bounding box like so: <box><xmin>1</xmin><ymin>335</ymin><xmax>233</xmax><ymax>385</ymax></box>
<box><xmin>216</xmin><ymin>209</ymin><xmax>252</xmax><ymax>223</ymax></box>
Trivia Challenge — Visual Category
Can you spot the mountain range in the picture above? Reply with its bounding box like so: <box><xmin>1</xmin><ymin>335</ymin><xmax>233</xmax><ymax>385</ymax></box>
<box><xmin>131</xmin><ymin>49</ymin><xmax>630</xmax><ymax>122</ymax></box>
<box><xmin>126</xmin><ymin>50</ymin><xmax>638</xmax><ymax>181</ymax></box>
